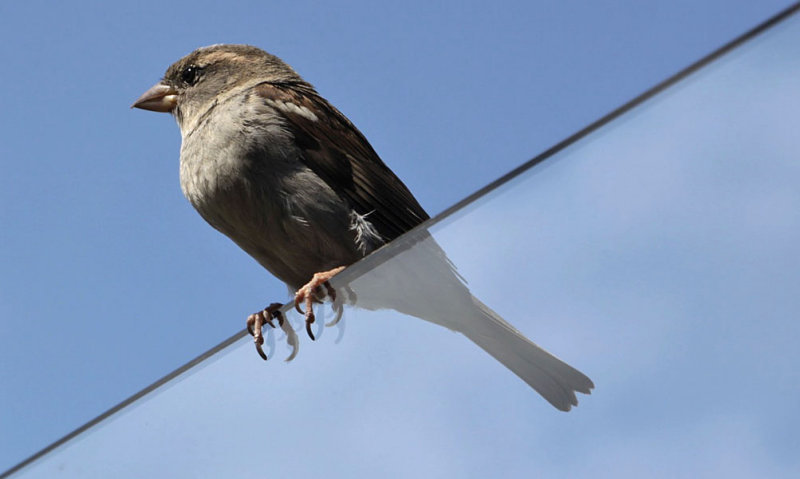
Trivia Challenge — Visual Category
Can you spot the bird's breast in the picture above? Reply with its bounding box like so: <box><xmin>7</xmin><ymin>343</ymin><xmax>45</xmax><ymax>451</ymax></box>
<box><xmin>176</xmin><ymin>107</ymin><xmax>364</xmax><ymax>288</ymax></box>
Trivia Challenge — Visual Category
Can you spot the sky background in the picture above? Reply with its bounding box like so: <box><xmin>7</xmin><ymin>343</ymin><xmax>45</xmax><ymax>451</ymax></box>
<box><xmin>1</xmin><ymin>0</ymin><xmax>798</xmax><ymax>475</ymax></box>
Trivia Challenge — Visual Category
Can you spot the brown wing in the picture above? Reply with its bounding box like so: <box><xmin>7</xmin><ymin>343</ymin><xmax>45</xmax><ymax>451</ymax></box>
<box><xmin>253</xmin><ymin>82</ymin><xmax>429</xmax><ymax>242</ymax></box>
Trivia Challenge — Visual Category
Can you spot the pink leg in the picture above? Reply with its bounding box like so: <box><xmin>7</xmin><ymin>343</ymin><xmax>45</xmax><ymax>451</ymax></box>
<box><xmin>294</xmin><ymin>266</ymin><xmax>346</xmax><ymax>340</ymax></box>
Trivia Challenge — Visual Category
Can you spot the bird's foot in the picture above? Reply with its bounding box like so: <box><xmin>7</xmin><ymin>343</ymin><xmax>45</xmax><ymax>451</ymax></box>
<box><xmin>246</xmin><ymin>302</ymin><xmax>285</xmax><ymax>360</ymax></box>
<box><xmin>295</xmin><ymin>266</ymin><xmax>346</xmax><ymax>340</ymax></box>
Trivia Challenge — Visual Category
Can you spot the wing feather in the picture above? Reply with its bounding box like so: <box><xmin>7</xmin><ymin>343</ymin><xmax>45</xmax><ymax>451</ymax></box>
<box><xmin>253</xmin><ymin>82</ymin><xmax>429</xmax><ymax>242</ymax></box>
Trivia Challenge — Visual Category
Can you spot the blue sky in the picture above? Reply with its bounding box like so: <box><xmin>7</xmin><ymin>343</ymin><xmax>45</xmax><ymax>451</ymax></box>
<box><xmin>1</xmin><ymin>0</ymin><xmax>798</xmax><ymax>475</ymax></box>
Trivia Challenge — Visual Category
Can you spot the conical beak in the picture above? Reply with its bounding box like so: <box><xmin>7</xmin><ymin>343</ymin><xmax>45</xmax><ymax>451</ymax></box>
<box><xmin>131</xmin><ymin>83</ymin><xmax>178</xmax><ymax>112</ymax></box>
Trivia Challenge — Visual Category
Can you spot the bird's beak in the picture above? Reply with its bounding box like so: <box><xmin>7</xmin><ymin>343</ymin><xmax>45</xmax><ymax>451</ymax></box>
<box><xmin>131</xmin><ymin>83</ymin><xmax>178</xmax><ymax>112</ymax></box>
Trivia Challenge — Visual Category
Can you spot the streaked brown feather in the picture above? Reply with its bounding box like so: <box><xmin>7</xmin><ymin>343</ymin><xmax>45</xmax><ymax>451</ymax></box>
<box><xmin>253</xmin><ymin>82</ymin><xmax>429</xmax><ymax>243</ymax></box>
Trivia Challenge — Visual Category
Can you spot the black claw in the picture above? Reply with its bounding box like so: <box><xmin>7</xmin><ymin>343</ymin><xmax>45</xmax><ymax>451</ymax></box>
<box><xmin>306</xmin><ymin>319</ymin><xmax>316</xmax><ymax>341</ymax></box>
<box><xmin>255</xmin><ymin>341</ymin><xmax>268</xmax><ymax>361</ymax></box>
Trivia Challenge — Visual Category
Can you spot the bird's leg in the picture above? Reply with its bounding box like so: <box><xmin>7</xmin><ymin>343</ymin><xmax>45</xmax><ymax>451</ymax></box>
<box><xmin>294</xmin><ymin>266</ymin><xmax>346</xmax><ymax>340</ymax></box>
<box><xmin>246</xmin><ymin>302</ymin><xmax>285</xmax><ymax>360</ymax></box>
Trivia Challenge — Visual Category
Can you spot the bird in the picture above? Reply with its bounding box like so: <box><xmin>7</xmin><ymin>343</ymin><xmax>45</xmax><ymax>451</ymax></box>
<box><xmin>132</xmin><ymin>44</ymin><xmax>594</xmax><ymax>410</ymax></box>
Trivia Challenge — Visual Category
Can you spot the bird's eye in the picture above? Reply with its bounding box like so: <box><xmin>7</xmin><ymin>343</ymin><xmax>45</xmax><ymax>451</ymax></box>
<box><xmin>181</xmin><ymin>65</ymin><xmax>201</xmax><ymax>85</ymax></box>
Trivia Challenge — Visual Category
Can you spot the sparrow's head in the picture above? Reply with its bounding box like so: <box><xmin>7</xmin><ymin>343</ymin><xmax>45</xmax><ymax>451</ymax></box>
<box><xmin>132</xmin><ymin>44</ymin><xmax>305</xmax><ymax>128</ymax></box>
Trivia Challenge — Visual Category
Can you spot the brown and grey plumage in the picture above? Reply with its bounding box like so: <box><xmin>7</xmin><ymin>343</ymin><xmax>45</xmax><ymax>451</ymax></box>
<box><xmin>133</xmin><ymin>44</ymin><xmax>594</xmax><ymax>411</ymax></box>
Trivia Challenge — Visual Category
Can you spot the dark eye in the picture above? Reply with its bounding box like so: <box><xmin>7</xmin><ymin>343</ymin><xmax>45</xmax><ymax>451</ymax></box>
<box><xmin>181</xmin><ymin>65</ymin><xmax>201</xmax><ymax>85</ymax></box>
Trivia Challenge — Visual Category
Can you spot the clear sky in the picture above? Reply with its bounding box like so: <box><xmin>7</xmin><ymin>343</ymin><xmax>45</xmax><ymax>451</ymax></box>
<box><xmin>1</xmin><ymin>0</ymin><xmax>797</xmax><ymax>474</ymax></box>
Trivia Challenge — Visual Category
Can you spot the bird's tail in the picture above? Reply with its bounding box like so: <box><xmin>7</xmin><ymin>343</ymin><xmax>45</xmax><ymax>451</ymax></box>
<box><xmin>339</xmin><ymin>233</ymin><xmax>594</xmax><ymax>410</ymax></box>
<box><xmin>460</xmin><ymin>298</ymin><xmax>594</xmax><ymax>411</ymax></box>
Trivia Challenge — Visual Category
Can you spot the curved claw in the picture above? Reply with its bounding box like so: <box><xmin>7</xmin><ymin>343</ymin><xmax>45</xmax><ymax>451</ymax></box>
<box><xmin>247</xmin><ymin>312</ymin><xmax>268</xmax><ymax>361</ymax></box>
<box><xmin>295</xmin><ymin>285</ymin><xmax>317</xmax><ymax>341</ymax></box>
<box><xmin>254</xmin><ymin>337</ymin><xmax>268</xmax><ymax>361</ymax></box>
<box><xmin>246</xmin><ymin>303</ymin><xmax>288</xmax><ymax>361</ymax></box>
<box><xmin>304</xmin><ymin>296</ymin><xmax>317</xmax><ymax>341</ymax></box>
<box><xmin>306</xmin><ymin>319</ymin><xmax>316</xmax><ymax>341</ymax></box>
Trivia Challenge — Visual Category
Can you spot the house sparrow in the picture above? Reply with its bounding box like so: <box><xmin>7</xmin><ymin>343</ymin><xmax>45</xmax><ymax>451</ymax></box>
<box><xmin>133</xmin><ymin>44</ymin><xmax>593</xmax><ymax>410</ymax></box>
